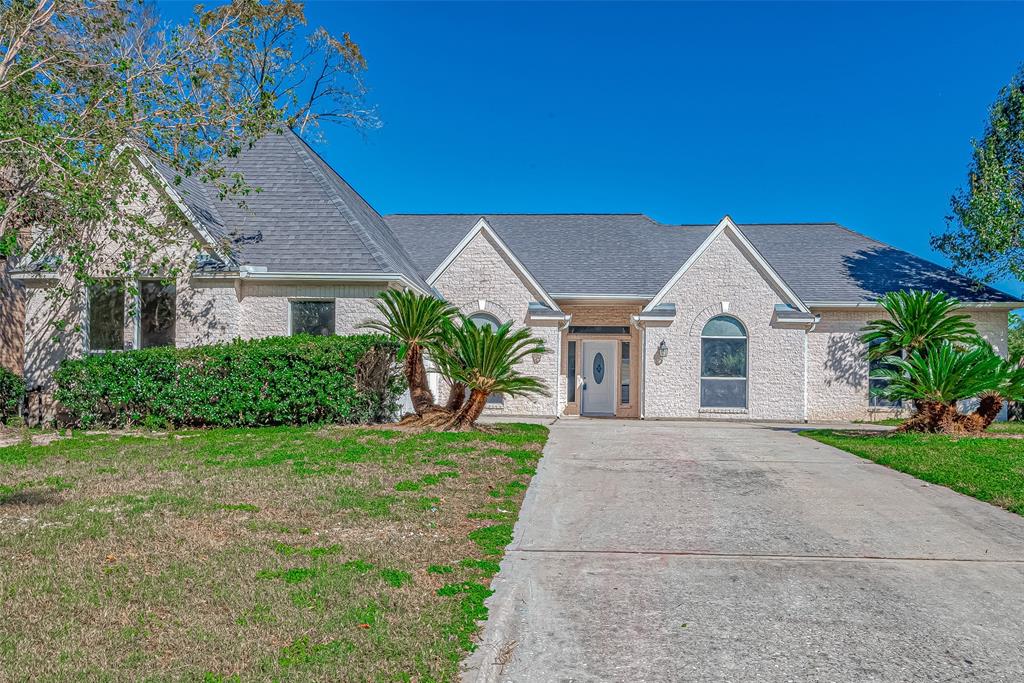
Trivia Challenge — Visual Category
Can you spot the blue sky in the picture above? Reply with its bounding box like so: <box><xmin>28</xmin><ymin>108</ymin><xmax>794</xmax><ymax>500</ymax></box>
<box><xmin>164</xmin><ymin>1</ymin><xmax>1024</xmax><ymax>300</ymax></box>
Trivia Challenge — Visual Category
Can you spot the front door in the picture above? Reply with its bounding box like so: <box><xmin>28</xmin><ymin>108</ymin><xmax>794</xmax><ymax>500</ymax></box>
<box><xmin>581</xmin><ymin>340</ymin><xmax>616</xmax><ymax>416</ymax></box>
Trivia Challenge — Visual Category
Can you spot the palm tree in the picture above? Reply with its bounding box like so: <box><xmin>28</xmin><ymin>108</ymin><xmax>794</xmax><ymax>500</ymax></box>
<box><xmin>433</xmin><ymin>316</ymin><xmax>549</xmax><ymax>430</ymax></box>
<box><xmin>862</xmin><ymin>290</ymin><xmax>980</xmax><ymax>360</ymax></box>
<box><xmin>360</xmin><ymin>290</ymin><xmax>457</xmax><ymax>417</ymax></box>
<box><xmin>872</xmin><ymin>341</ymin><xmax>1007</xmax><ymax>433</ymax></box>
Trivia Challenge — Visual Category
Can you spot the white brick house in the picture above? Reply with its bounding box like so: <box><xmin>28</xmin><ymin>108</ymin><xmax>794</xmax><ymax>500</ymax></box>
<box><xmin>10</xmin><ymin>128</ymin><xmax>1022</xmax><ymax>422</ymax></box>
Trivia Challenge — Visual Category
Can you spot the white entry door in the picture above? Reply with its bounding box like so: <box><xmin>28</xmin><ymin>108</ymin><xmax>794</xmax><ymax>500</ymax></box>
<box><xmin>581</xmin><ymin>340</ymin><xmax>616</xmax><ymax>416</ymax></box>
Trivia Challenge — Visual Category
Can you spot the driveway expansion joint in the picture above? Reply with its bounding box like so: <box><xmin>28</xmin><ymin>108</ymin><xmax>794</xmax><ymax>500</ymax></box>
<box><xmin>507</xmin><ymin>547</ymin><xmax>1024</xmax><ymax>564</ymax></box>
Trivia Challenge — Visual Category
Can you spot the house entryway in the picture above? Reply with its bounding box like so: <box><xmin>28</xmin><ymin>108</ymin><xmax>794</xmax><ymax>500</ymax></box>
<box><xmin>580</xmin><ymin>340</ymin><xmax>615</xmax><ymax>416</ymax></box>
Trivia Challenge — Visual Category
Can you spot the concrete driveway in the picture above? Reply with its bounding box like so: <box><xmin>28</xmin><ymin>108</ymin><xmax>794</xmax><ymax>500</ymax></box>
<box><xmin>464</xmin><ymin>420</ymin><xmax>1024</xmax><ymax>682</ymax></box>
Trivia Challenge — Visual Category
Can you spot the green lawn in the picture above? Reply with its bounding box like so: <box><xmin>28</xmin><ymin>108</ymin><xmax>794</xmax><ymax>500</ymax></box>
<box><xmin>804</xmin><ymin>428</ymin><xmax>1024</xmax><ymax>514</ymax></box>
<box><xmin>0</xmin><ymin>423</ymin><xmax>548</xmax><ymax>682</ymax></box>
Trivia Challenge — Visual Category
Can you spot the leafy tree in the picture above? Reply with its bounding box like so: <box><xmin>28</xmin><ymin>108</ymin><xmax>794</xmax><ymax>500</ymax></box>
<box><xmin>862</xmin><ymin>290</ymin><xmax>979</xmax><ymax>360</ymax></box>
<box><xmin>933</xmin><ymin>65</ymin><xmax>1024</xmax><ymax>284</ymax></box>
<box><xmin>360</xmin><ymin>290</ymin><xmax>457</xmax><ymax>417</ymax></box>
<box><xmin>0</xmin><ymin>0</ymin><xmax>375</xmax><ymax>299</ymax></box>
<box><xmin>433</xmin><ymin>316</ymin><xmax>548</xmax><ymax>430</ymax></box>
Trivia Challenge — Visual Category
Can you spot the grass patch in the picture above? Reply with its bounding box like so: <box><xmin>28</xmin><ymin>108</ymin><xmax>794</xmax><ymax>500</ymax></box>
<box><xmin>804</xmin><ymin>429</ymin><xmax>1024</xmax><ymax>514</ymax></box>
<box><xmin>0</xmin><ymin>422</ymin><xmax>547</xmax><ymax>681</ymax></box>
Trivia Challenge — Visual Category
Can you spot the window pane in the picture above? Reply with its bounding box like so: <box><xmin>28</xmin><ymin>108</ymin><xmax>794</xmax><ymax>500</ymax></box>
<box><xmin>701</xmin><ymin>338</ymin><xmax>747</xmax><ymax>378</ymax></box>
<box><xmin>291</xmin><ymin>301</ymin><xmax>335</xmax><ymax>336</ymax></box>
<box><xmin>140</xmin><ymin>281</ymin><xmax>176</xmax><ymax>348</ymax></box>
<box><xmin>88</xmin><ymin>281</ymin><xmax>124</xmax><ymax>351</ymax></box>
<box><xmin>702</xmin><ymin>316</ymin><xmax>745</xmax><ymax>337</ymax></box>
<box><xmin>469</xmin><ymin>313</ymin><xmax>500</xmax><ymax>330</ymax></box>
<box><xmin>701</xmin><ymin>379</ymin><xmax>747</xmax><ymax>408</ymax></box>
<box><xmin>620</xmin><ymin>341</ymin><xmax>630</xmax><ymax>404</ymax></box>
<box><xmin>567</xmin><ymin>341</ymin><xmax>577</xmax><ymax>403</ymax></box>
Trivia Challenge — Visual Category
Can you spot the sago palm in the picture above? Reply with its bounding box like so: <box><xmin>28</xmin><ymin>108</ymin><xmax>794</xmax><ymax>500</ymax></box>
<box><xmin>433</xmin><ymin>316</ymin><xmax>549</xmax><ymax>429</ymax></box>
<box><xmin>872</xmin><ymin>341</ymin><xmax>1006</xmax><ymax>433</ymax></box>
<box><xmin>862</xmin><ymin>290</ymin><xmax>980</xmax><ymax>360</ymax></box>
<box><xmin>360</xmin><ymin>290</ymin><xmax>457</xmax><ymax>416</ymax></box>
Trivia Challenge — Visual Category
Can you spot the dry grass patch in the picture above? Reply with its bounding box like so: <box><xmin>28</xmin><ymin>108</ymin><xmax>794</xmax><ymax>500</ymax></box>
<box><xmin>0</xmin><ymin>423</ymin><xmax>547</xmax><ymax>682</ymax></box>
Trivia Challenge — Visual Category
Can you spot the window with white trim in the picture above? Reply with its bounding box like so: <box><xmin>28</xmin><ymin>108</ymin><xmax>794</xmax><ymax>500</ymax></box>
<box><xmin>700</xmin><ymin>315</ymin><xmax>747</xmax><ymax>409</ymax></box>
<box><xmin>87</xmin><ymin>280</ymin><xmax>125</xmax><ymax>352</ymax></box>
<box><xmin>291</xmin><ymin>301</ymin><xmax>335</xmax><ymax>336</ymax></box>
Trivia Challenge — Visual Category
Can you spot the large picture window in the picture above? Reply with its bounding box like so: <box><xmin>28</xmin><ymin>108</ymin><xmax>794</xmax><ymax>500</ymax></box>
<box><xmin>139</xmin><ymin>281</ymin><xmax>176</xmax><ymax>348</ymax></box>
<box><xmin>291</xmin><ymin>301</ymin><xmax>335</xmax><ymax>336</ymax></box>
<box><xmin>87</xmin><ymin>281</ymin><xmax>125</xmax><ymax>352</ymax></box>
<box><xmin>700</xmin><ymin>315</ymin><xmax>747</xmax><ymax>409</ymax></box>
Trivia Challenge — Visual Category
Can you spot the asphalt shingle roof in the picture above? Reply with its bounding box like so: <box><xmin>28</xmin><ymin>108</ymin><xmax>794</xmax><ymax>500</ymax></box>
<box><xmin>142</xmin><ymin>129</ymin><xmax>1017</xmax><ymax>305</ymax></box>
<box><xmin>145</xmin><ymin>129</ymin><xmax>429</xmax><ymax>291</ymax></box>
<box><xmin>384</xmin><ymin>215</ymin><xmax>1019</xmax><ymax>303</ymax></box>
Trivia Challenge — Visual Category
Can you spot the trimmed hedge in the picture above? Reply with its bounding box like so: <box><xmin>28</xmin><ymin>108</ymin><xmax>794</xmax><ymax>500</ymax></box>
<box><xmin>0</xmin><ymin>366</ymin><xmax>25</xmax><ymax>423</ymax></box>
<box><xmin>54</xmin><ymin>335</ymin><xmax>403</xmax><ymax>428</ymax></box>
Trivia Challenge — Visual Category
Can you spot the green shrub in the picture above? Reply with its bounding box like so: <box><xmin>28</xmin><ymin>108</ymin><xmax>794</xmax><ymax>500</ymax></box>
<box><xmin>0</xmin><ymin>366</ymin><xmax>25</xmax><ymax>423</ymax></box>
<box><xmin>54</xmin><ymin>334</ymin><xmax>403</xmax><ymax>428</ymax></box>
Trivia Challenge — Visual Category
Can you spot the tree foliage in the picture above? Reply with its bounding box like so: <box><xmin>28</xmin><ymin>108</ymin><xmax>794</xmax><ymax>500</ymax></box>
<box><xmin>0</xmin><ymin>0</ymin><xmax>375</xmax><ymax>287</ymax></box>
<box><xmin>933</xmin><ymin>65</ymin><xmax>1024</xmax><ymax>283</ymax></box>
<box><xmin>861</xmin><ymin>290</ymin><xmax>979</xmax><ymax>359</ymax></box>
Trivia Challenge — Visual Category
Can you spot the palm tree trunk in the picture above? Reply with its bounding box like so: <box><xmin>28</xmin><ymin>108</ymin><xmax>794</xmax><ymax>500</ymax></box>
<box><xmin>971</xmin><ymin>394</ymin><xmax>1004</xmax><ymax>431</ymax></box>
<box><xmin>405</xmin><ymin>344</ymin><xmax>436</xmax><ymax>416</ymax></box>
<box><xmin>444</xmin><ymin>388</ymin><xmax>489</xmax><ymax>430</ymax></box>
<box><xmin>444</xmin><ymin>381</ymin><xmax>467</xmax><ymax>412</ymax></box>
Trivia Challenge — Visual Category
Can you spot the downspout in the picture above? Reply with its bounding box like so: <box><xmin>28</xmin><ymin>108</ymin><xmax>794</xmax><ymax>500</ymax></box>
<box><xmin>802</xmin><ymin>314</ymin><xmax>822</xmax><ymax>423</ymax></box>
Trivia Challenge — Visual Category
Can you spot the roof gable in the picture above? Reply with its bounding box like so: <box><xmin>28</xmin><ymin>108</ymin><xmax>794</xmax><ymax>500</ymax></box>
<box><xmin>644</xmin><ymin>217</ymin><xmax>810</xmax><ymax>313</ymax></box>
<box><xmin>428</xmin><ymin>218</ymin><xmax>559</xmax><ymax>310</ymax></box>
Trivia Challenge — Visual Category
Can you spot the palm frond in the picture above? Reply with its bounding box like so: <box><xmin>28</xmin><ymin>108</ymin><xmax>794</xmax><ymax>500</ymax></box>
<box><xmin>862</xmin><ymin>290</ymin><xmax>980</xmax><ymax>359</ymax></box>
<box><xmin>359</xmin><ymin>290</ymin><xmax>457</xmax><ymax>351</ymax></box>
<box><xmin>872</xmin><ymin>340</ymin><xmax>1007</xmax><ymax>404</ymax></box>
<box><xmin>434</xmin><ymin>316</ymin><xmax>550</xmax><ymax>398</ymax></box>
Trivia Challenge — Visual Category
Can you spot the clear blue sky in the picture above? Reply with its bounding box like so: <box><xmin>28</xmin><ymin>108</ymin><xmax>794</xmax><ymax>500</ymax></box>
<box><xmin>164</xmin><ymin>1</ymin><xmax>1024</xmax><ymax>300</ymax></box>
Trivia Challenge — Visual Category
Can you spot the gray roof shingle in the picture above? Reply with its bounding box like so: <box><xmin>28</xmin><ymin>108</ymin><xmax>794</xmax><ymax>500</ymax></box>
<box><xmin>144</xmin><ymin>129</ymin><xmax>430</xmax><ymax>291</ymax></box>
<box><xmin>384</xmin><ymin>215</ymin><xmax>1019</xmax><ymax>304</ymax></box>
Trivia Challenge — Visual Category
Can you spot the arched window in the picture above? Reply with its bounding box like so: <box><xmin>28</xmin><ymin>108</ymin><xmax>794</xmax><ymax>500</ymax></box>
<box><xmin>700</xmin><ymin>315</ymin><xmax>747</xmax><ymax>409</ymax></box>
<box><xmin>466</xmin><ymin>312</ymin><xmax>504</xmax><ymax>405</ymax></box>
<box><xmin>468</xmin><ymin>312</ymin><xmax>501</xmax><ymax>331</ymax></box>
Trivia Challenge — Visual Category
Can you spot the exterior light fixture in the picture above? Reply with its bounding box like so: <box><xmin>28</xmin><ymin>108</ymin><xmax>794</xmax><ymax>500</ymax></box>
<box><xmin>658</xmin><ymin>340</ymin><xmax>669</xmax><ymax>359</ymax></box>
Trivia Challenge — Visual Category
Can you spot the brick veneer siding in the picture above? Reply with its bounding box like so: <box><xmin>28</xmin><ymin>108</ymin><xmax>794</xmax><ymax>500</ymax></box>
<box><xmin>643</xmin><ymin>230</ymin><xmax>806</xmax><ymax>421</ymax></box>
<box><xmin>431</xmin><ymin>231</ymin><xmax>559</xmax><ymax>416</ymax></box>
<box><xmin>806</xmin><ymin>307</ymin><xmax>1010</xmax><ymax>422</ymax></box>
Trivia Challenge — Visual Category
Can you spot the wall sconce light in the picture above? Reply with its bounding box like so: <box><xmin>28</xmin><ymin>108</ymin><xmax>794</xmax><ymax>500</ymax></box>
<box><xmin>657</xmin><ymin>340</ymin><xmax>669</xmax><ymax>359</ymax></box>
<box><xmin>532</xmin><ymin>351</ymin><xmax>543</xmax><ymax>364</ymax></box>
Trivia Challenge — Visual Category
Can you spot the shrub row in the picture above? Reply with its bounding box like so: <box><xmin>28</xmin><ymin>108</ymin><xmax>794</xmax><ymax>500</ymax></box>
<box><xmin>54</xmin><ymin>334</ymin><xmax>404</xmax><ymax>428</ymax></box>
<box><xmin>0</xmin><ymin>366</ymin><xmax>25</xmax><ymax>423</ymax></box>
